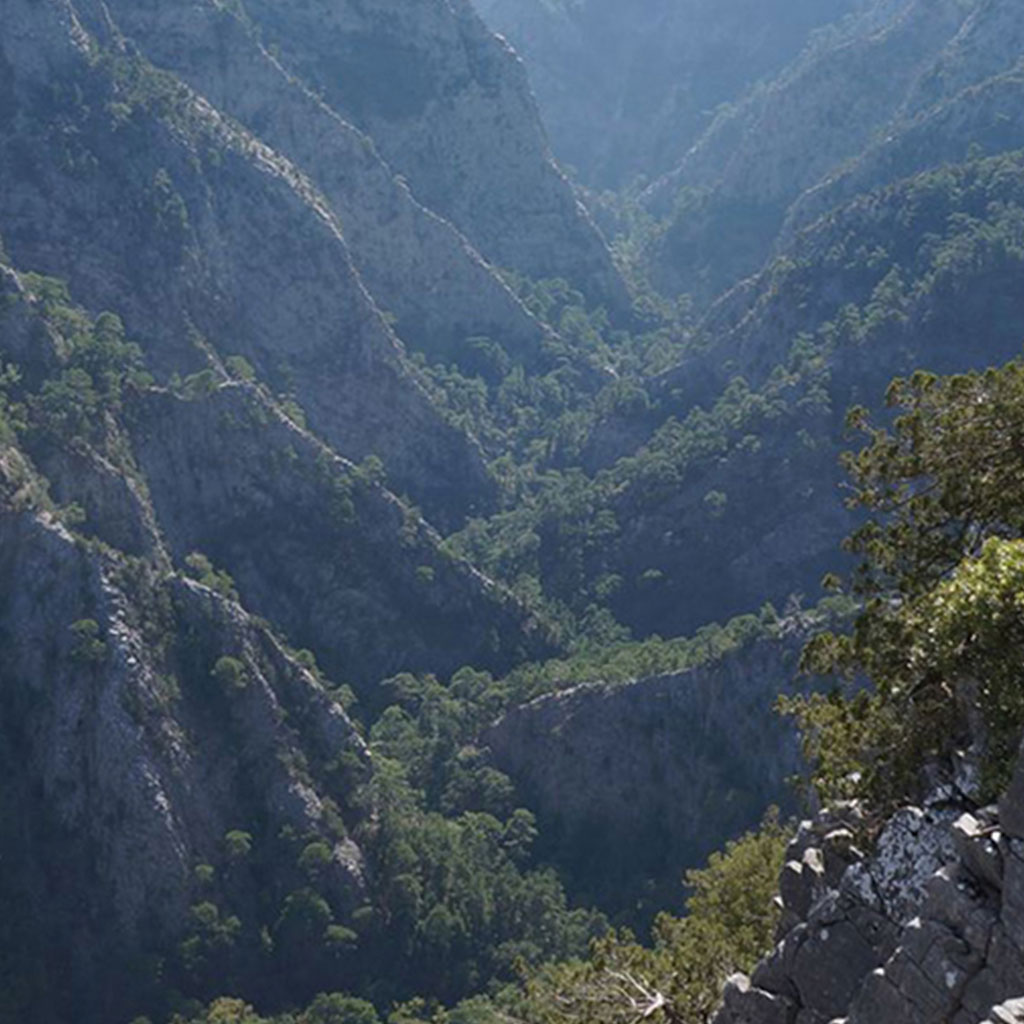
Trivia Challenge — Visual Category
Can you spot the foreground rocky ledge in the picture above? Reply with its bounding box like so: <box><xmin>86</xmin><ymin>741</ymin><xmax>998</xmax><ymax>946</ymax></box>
<box><xmin>715</xmin><ymin>742</ymin><xmax>1024</xmax><ymax>1024</ymax></box>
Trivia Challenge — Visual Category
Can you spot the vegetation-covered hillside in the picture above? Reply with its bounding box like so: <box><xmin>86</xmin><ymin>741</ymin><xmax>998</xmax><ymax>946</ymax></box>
<box><xmin>3</xmin><ymin>0</ymin><xmax>1024</xmax><ymax>1022</ymax></box>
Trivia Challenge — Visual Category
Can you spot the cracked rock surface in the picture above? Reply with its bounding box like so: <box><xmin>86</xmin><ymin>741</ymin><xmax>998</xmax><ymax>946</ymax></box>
<box><xmin>714</xmin><ymin>740</ymin><xmax>1024</xmax><ymax>1024</ymax></box>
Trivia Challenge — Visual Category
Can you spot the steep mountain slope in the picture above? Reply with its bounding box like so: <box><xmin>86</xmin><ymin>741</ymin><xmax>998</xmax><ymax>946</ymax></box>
<box><xmin>0</xmin><ymin>229</ymin><xmax>566</xmax><ymax>1021</ymax></box>
<box><xmin>456</xmin><ymin>150</ymin><xmax>1024</xmax><ymax>639</ymax></box>
<box><xmin>0</xmin><ymin>439</ymin><xmax>373</xmax><ymax>1024</ymax></box>
<box><xmin>486</xmin><ymin>626</ymin><xmax>811</xmax><ymax>919</ymax></box>
<box><xmin>70</xmin><ymin>0</ymin><xmax>555</xmax><ymax>368</ymax></box>
<box><xmin>7</xmin><ymin>0</ymin><xmax>1024</xmax><ymax>1021</ymax></box>
<box><xmin>127</xmin><ymin>382</ymin><xmax>549</xmax><ymax>692</ymax></box>
<box><xmin>473</xmin><ymin>0</ymin><xmax>865</xmax><ymax>188</ymax></box>
<box><xmin>0</xmin><ymin>0</ymin><xmax>491</xmax><ymax>526</ymax></box>
<box><xmin>644</xmin><ymin>0</ymin><xmax>1024</xmax><ymax>305</ymax></box>
<box><xmin>614</xmin><ymin>151</ymin><xmax>1024</xmax><ymax>635</ymax></box>
<box><xmin>238</xmin><ymin>0</ymin><xmax>627</xmax><ymax>310</ymax></box>
<box><xmin>0</xmin><ymin>6</ymin><xmax>638</xmax><ymax>1017</ymax></box>
<box><xmin>685</xmin><ymin>152</ymin><xmax>1024</xmax><ymax>396</ymax></box>
<box><xmin>0</xmin><ymin>0</ymin><xmax>638</xmax><ymax>533</ymax></box>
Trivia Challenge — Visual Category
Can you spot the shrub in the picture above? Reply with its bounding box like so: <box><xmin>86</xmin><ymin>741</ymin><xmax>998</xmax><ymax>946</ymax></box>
<box><xmin>212</xmin><ymin>656</ymin><xmax>249</xmax><ymax>692</ymax></box>
<box><xmin>69</xmin><ymin>618</ymin><xmax>106</xmax><ymax>665</ymax></box>
<box><xmin>223</xmin><ymin>830</ymin><xmax>253</xmax><ymax>861</ymax></box>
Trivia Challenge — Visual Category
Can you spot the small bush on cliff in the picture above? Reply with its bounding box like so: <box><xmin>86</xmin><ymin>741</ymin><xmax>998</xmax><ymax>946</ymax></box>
<box><xmin>0</xmin><ymin>362</ymin><xmax>24</xmax><ymax>441</ymax></box>
<box><xmin>185</xmin><ymin>552</ymin><xmax>240</xmax><ymax>602</ymax></box>
<box><xmin>25</xmin><ymin>291</ymin><xmax>150</xmax><ymax>440</ymax></box>
<box><xmin>212</xmin><ymin>656</ymin><xmax>249</xmax><ymax>692</ymax></box>
<box><xmin>69</xmin><ymin>618</ymin><xmax>107</xmax><ymax>665</ymax></box>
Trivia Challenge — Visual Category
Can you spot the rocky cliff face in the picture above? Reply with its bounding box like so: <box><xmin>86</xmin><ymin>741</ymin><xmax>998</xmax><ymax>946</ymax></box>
<box><xmin>0</xmin><ymin>0</ymin><xmax>492</xmax><ymax>526</ymax></box>
<box><xmin>72</xmin><ymin>0</ymin><xmax>557</xmax><ymax>368</ymax></box>
<box><xmin>714</xmin><ymin>737</ymin><xmax>1024</xmax><ymax>1024</ymax></box>
<box><xmin>0</xmin><ymin>219</ymin><xmax>554</xmax><ymax>1018</ymax></box>
<box><xmin>473</xmin><ymin>0</ymin><xmax>864</xmax><ymax>189</ymax></box>
<box><xmin>0</xmin><ymin>0</ymin><xmax>630</xmax><ymax>529</ymax></box>
<box><xmin>0</xmin><ymin>457</ymin><xmax>372</xmax><ymax>1019</ymax></box>
<box><xmin>125</xmin><ymin>381</ymin><xmax>551</xmax><ymax>693</ymax></box>
<box><xmin>486</xmin><ymin>629</ymin><xmax>813</xmax><ymax>916</ymax></box>
<box><xmin>0</xmin><ymin>3</ymin><xmax>641</xmax><ymax>1015</ymax></box>
<box><xmin>644</xmin><ymin>0</ymin><xmax>1024</xmax><ymax>305</ymax></box>
<box><xmin>237</xmin><ymin>0</ymin><xmax>628</xmax><ymax>310</ymax></box>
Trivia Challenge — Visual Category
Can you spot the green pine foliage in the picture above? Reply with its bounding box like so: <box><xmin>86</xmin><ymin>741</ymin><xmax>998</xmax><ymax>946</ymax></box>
<box><xmin>489</xmin><ymin>811</ymin><xmax>790</xmax><ymax>1024</ymax></box>
<box><xmin>790</xmin><ymin>359</ymin><xmax>1024</xmax><ymax>809</ymax></box>
<box><xmin>157</xmin><ymin>812</ymin><xmax>787</xmax><ymax>1024</ymax></box>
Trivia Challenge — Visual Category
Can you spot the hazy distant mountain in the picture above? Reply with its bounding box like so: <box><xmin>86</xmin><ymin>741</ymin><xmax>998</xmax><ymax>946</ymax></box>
<box><xmin>473</xmin><ymin>0</ymin><xmax>865</xmax><ymax>187</ymax></box>
<box><xmin>643</xmin><ymin>0</ymin><xmax>1024</xmax><ymax>303</ymax></box>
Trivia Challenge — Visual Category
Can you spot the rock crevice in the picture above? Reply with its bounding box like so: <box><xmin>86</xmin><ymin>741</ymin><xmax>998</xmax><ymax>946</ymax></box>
<box><xmin>715</xmin><ymin>742</ymin><xmax>1024</xmax><ymax>1024</ymax></box>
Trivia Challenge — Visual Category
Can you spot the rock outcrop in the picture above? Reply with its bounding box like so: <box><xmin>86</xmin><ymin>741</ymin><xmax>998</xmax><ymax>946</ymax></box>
<box><xmin>125</xmin><ymin>381</ymin><xmax>552</xmax><ymax>692</ymax></box>
<box><xmin>0</xmin><ymin>0</ymin><xmax>493</xmax><ymax>526</ymax></box>
<box><xmin>0</xmin><ymin>459</ymin><xmax>371</xmax><ymax>1015</ymax></box>
<box><xmin>75</xmin><ymin>0</ymin><xmax>556</xmax><ymax>367</ymax></box>
<box><xmin>238</xmin><ymin>0</ymin><xmax>628</xmax><ymax>310</ymax></box>
<box><xmin>486</xmin><ymin>629</ymin><xmax>812</xmax><ymax>914</ymax></box>
<box><xmin>713</xmin><ymin>741</ymin><xmax>1024</xmax><ymax>1024</ymax></box>
<box><xmin>0</xmin><ymin>0</ymin><xmax>631</xmax><ymax>529</ymax></box>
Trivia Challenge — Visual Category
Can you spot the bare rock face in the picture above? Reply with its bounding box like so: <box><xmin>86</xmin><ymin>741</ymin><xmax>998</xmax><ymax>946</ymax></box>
<box><xmin>0</xmin><ymin>232</ymin><xmax>555</xmax><ymax>1019</ymax></box>
<box><xmin>983</xmin><ymin>999</ymin><xmax>1024</xmax><ymax>1023</ymax></box>
<box><xmin>485</xmin><ymin>630</ymin><xmax>810</xmax><ymax>913</ymax></box>
<box><xmin>237</xmin><ymin>0</ymin><xmax>629</xmax><ymax>311</ymax></box>
<box><xmin>0</xmin><ymin>464</ymin><xmax>371</xmax><ymax>1008</ymax></box>
<box><xmin>0</xmin><ymin>0</ymin><xmax>636</xmax><ymax>526</ymax></box>
<box><xmin>77</xmin><ymin>0</ymin><xmax>556</xmax><ymax>366</ymax></box>
<box><xmin>0</xmin><ymin>0</ymin><xmax>502</xmax><ymax>527</ymax></box>
<box><xmin>124</xmin><ymin>381</ymin><xmax>552</xmax><ymax>692</ymax></box>
<box><xmin>713</xmin><ymin>737</ymin><xmax>1024</xmax><ymax>1024</ymax></box>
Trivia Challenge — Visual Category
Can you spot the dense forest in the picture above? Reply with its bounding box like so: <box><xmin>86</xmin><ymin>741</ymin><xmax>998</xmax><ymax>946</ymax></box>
<box><xmin>2</xmin><ymin>0</ymin><xmax>1024</xmax><ymax>1022</ymax></box>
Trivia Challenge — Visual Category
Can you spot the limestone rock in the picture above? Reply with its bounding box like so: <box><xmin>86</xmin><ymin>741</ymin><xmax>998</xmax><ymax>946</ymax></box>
<box><xmin>0</xmin><ymin>474</ymin><xmax>371</xmax><ymax>990</ymax></box>
<box><xmin>718</xmin><ymin>738</ymin><xmax>1024</xmax><ymax>1024</ymax></box>
<box><xmin>719</xmin><ymin>973</ymin><xmax>798</xmax><ymax>1024</ymax></box>
<box><xmin>240</xmin><ymin>0</ymin><xmax>629</xmax><ymax>309</ymax></box>
<box><xmin>953</xmin><ymin>812</ymin><xmax>1004</xmax><ymax>891</ymax></box>
<box><xmin>485</xmin><ymin>631</ymin><xmax>810</xmax><ymax>913</ymax></box>
<box><xmin>984</xmin><ymin>998</ymin><xmax>1024</xmax><ymax>1023</ymax></box>
<box><xmin>0</xmin><ymin>0</ymin><xmax>493</xmax><ymax>526</ymax></box>
<box><xmin>81</xmin><ymin>0</ymin><xmax>557</xmax><ymax>367</ymax></box>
